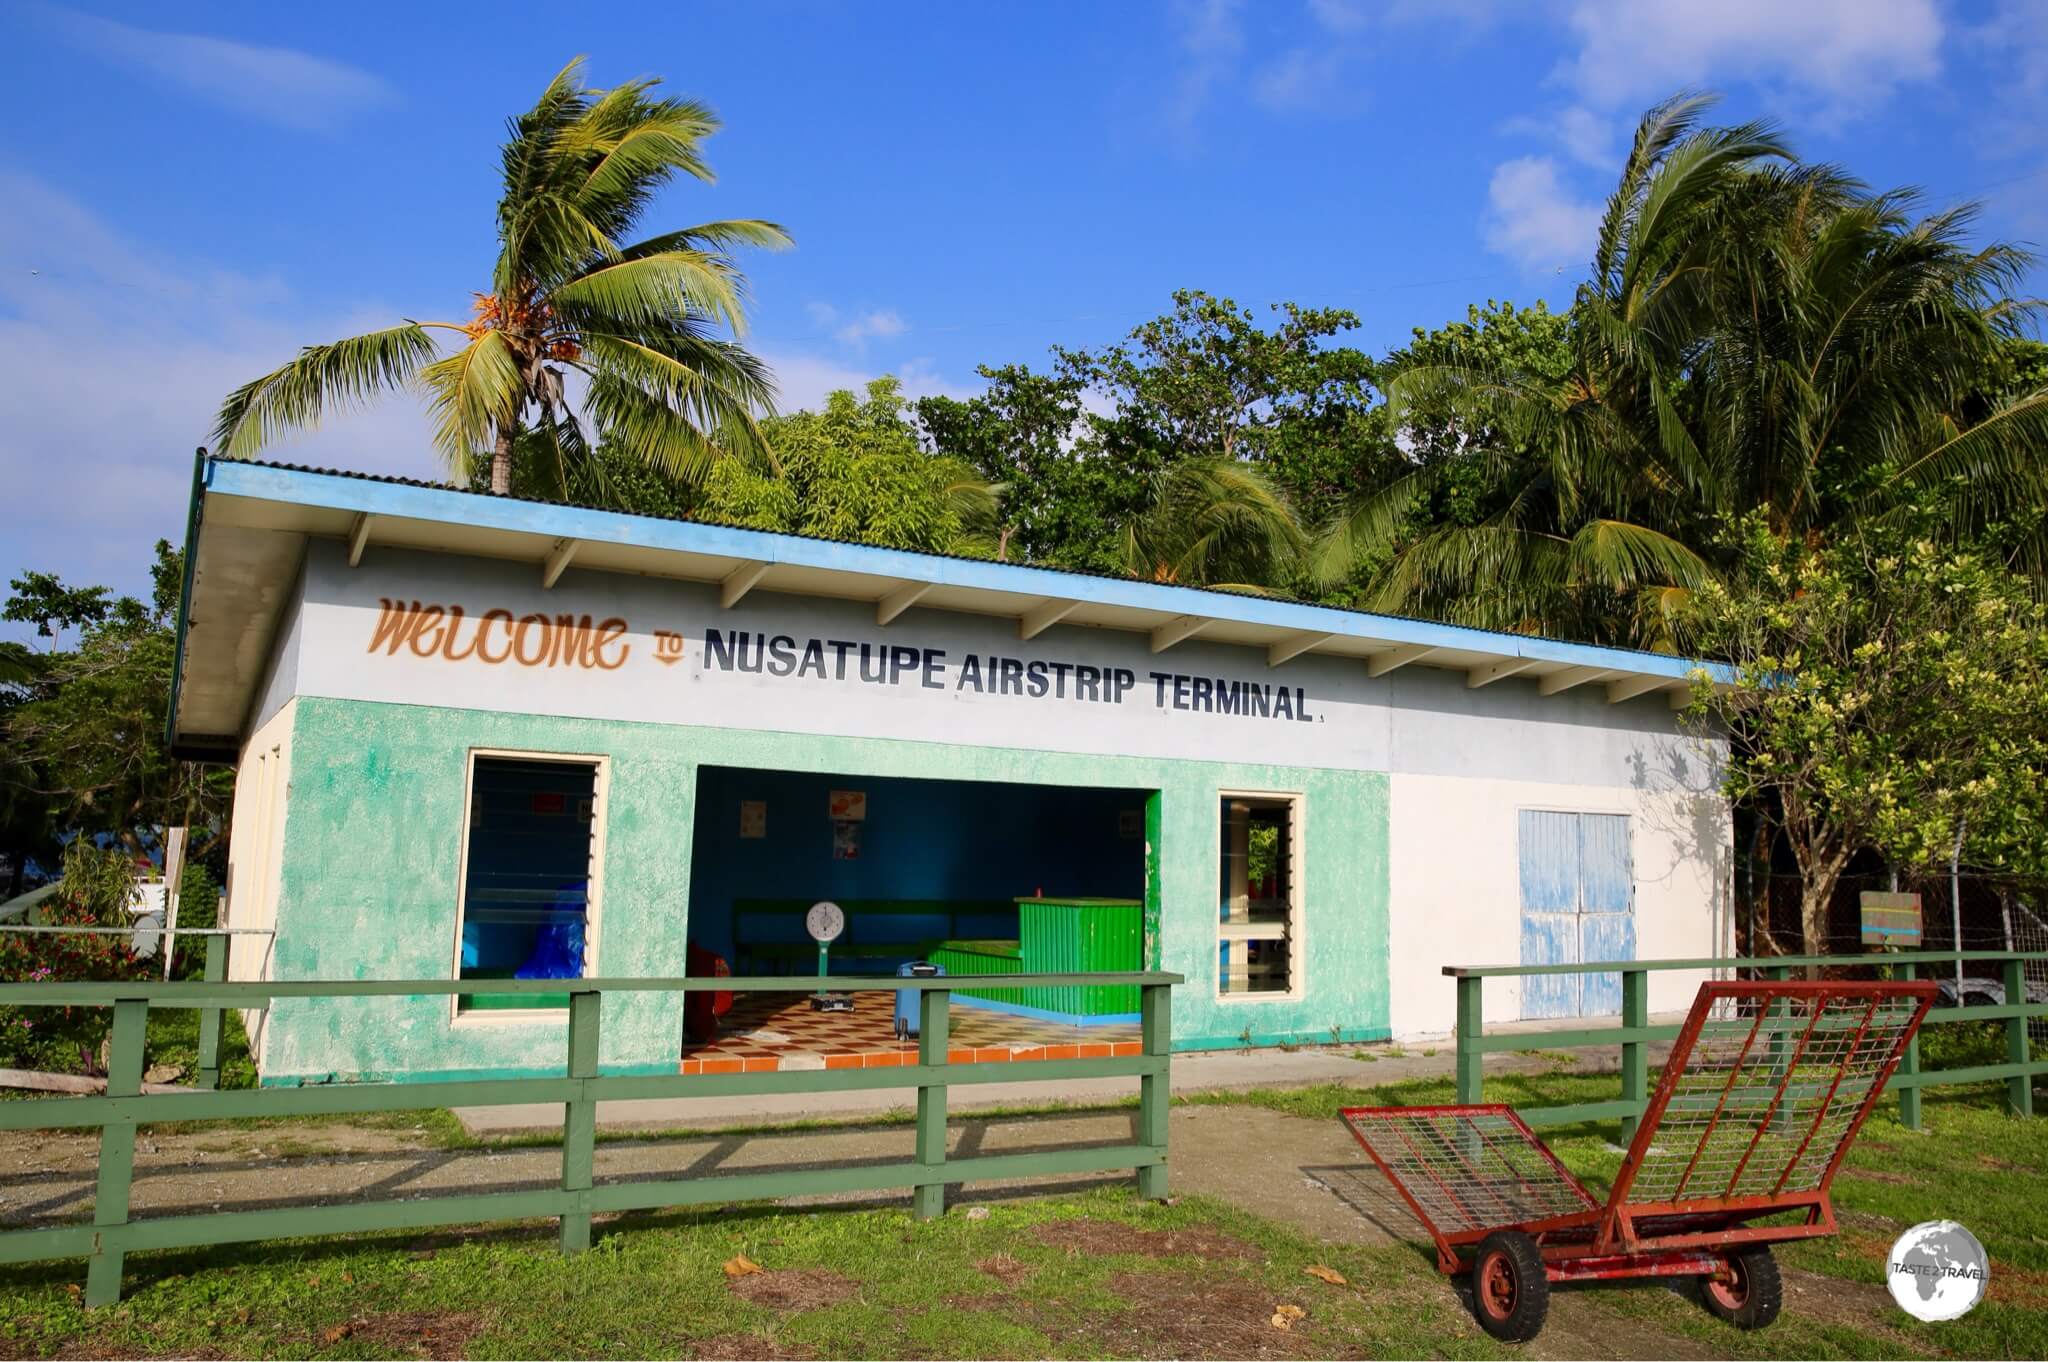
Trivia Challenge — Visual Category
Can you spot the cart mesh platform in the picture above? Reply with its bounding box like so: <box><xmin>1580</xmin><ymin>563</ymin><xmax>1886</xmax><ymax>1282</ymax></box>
<box><xmin>1343</xmin><ymin>980</ymin><xmax>1935</xmax><ymax>1270</ymax></box>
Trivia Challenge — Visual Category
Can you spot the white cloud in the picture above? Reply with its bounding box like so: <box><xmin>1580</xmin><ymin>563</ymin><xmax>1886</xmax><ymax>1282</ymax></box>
<box><xmin>834</xmin><ymin>309</ymin><xmax>907</xmax><ymax>347</ymax></box>
<box><xmin>0</xmin><ymin>175</ymin><xmax>445</xmax><ymax>611</ymax></box>
<box><xmin>1252</xmin><ymin>46</ymin><xmax>1354</xmax><ymax>113</ymax></box>
<box><xmin>1305</xmin><ymin>0</ymin><xmax>1369</xmax><ymax>34</ymax></box>
<box><xmin>1162</xmin><ymin>0</ymin><xmax>1245</xmax><ymax>137</ymax></box>
<box><xmin>753</xmin><ymin>349</ymin><xmax>968</xmax><ymax>416</ymax></box>
<box><xmin>1555</xmin><ymin>0</ymin><xmax>1942</xmax><ymax>116</ymax></box>
<box><xmin>38</xmin><ymin>4</ymin><xmax>395</xmax><ymax>131</ymax></box>
<box><xmin>1481</xmin><ymin>156</ymin><xmax>1601</xmax><ymax>273</ymax></box>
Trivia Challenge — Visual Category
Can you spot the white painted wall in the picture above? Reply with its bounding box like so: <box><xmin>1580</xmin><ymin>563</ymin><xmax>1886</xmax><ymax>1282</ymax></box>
<box><xmin>288</xmin><ymin>542</ymin><xmax>1708</xmax><ymax>788</ymax></box>
<box><xmin>224</xmin><ymin>698</ymin><xmax>295</xmax><ymax>1061</ymax></box>
<box><xmin>1386</xmin><ymin>770</ymin><xmax>1732</xmax><ymax>1039</ymax></box>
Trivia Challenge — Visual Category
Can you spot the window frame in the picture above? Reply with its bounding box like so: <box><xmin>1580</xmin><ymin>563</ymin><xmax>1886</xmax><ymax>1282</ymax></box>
<box><xmin>448</xmin><ymin>747</ymin><xmax>611</xmax><ymax>1026</ymax></box>
<box><xmin>1214</xmin><ymin>788</ymin><xmax>1306</xmax><ymax>1004</ymax></box>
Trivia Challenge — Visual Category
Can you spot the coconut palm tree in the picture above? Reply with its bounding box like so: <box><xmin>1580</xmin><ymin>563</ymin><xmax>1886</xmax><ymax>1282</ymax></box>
<box><xmin>1318</xmin><ymin>92</ymin><xmax>2048</xmax><ymax>645</ymax></box>
<box><xmin>1694</xmin><ymin>188</ymin><xmax>2047</xmax><ymax>574</ymax></box>
<box><xmin>212</xmin><ymin>58</ymin><xmax>790</xmax><ymax>498</ymax></box>
<box><xmin>1315</xmin><ymin>94</ymin><xmax>1792</xmax><ymax>643</ymax></box>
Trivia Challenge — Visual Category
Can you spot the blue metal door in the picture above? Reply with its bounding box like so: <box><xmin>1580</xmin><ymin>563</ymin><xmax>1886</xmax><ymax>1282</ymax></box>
<box><xmin>1519</xmin><ymin>811</ymin><xmax>1634</xmax><ymax>1019</ymax></box>
<box><xmin>1518</xmin><ymin>811</ymin><xmax>1581</xmax><ymax>1019</ymax></box>
<box><xmin>1577</xmin><ymin>814</ymin><xmax>1634</xmax><ymax>1016</ymax></box>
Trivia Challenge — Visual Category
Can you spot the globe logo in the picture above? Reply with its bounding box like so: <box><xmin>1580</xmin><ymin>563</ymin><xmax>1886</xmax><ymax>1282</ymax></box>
<box><xmin>1887</xmin><ymin>1220</ymin><xmax>1989</xmax><ymax>1321</ymax></box>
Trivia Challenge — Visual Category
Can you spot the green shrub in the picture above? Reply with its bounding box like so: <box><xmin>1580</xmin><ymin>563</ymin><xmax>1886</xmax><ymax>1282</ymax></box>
<box><xmin>0</xmin><ymin>842</ymin><xmax>153</xmax><ymax>1074</ymax></box>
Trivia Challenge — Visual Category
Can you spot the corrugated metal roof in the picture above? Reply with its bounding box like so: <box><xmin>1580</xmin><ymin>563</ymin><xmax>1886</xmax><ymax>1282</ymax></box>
<box><xmin>168</xmin><ymin>453</ymin><xmax>1732</xmax><ymax>753</ymax></box>
<box><xmin>215</xmin><ymin>457</ymin><xmax>1699</xmax><ymax>669</ymax></box>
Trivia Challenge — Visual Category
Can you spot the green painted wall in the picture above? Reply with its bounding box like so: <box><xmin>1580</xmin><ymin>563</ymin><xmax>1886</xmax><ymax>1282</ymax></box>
<box><xmin>264</xmin><ymin>696</ymin><xmax>1390</xmax><ymax>1083</ymax></box>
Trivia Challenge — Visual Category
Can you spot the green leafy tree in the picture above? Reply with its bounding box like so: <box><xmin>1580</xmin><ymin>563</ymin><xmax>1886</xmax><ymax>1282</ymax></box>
<box><xmin>700</xmin><ymin>379</ymin><xmax>997</xmax><ymax>555</ymax></box>
<box><xmin>212</xmin><ymin>58</ymin><xmax>790</xmax><ymax>499</ymax></box>
<box><xmin>921</xmin><ymin>293</ymin><xmax>1345</xmax><ymax>584</ymax></box>
<box><xmin>1682</xmin><ymin>519</ymin><xmax>2048</xmax><ymax>958</ymax></box>
<box><xmin>1060</xmin><ymin>291</ymin><xmax>1383</xmax><ymax>505</ymax></box>
<box><xmin>2</xmin><ymin>573</ymin><xmax>115</xmax><ymax>648</ymax></box>
<box><xmin>914</xmin><ymin>364</ymin><xmax>1113</xmax><ymax>565</ymax></box>
<box><xmin>2</xmin><ymin>544</ymin><xmax>233</xmax><ymax>862</ymax></box>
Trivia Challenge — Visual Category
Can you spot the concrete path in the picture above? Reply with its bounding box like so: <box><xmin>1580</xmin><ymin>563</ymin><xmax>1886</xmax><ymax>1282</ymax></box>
<box><xmin>454</xmin><ymin>1025</ymin><xmax>1675</xmax><ymax>1135</ymax></box>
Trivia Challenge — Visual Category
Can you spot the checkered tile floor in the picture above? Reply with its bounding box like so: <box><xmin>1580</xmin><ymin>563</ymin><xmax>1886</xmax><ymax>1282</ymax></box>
<box><xmin>680</xmin><ymin>989</ymin><xmax>1141</xmax><ymax>1073</ymax></box>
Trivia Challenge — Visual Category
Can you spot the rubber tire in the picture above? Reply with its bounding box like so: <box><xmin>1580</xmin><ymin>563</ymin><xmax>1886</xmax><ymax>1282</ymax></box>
<box><xmin>1702</xmin><ymin>1248</ymin><xmax>1783</xmax><ymax>1331</ymax></box>
<box><xmin>1469</xmin><ymin>1231</ymin><xmax>1550</xmax><ymax>1343</ymax></box>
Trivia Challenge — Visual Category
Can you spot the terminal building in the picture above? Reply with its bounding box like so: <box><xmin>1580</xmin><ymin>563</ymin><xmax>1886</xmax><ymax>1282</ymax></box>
<box><xmin>169</xmin><ymin>456</ymin><xmax>1734</xmax><ymax>1085</ymax></box>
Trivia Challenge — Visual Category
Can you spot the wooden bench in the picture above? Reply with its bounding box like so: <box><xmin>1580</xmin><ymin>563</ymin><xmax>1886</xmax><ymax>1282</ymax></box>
<box><xmin>728</xmin><ymin>898</ymin><xmax>1015</xmax><ymax>975</ymax></box>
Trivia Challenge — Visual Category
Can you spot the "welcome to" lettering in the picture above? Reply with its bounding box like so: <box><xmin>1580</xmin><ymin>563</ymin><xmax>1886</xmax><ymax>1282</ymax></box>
<box><xmin>367</xmin><ymin>599</ymin><xmax>630</xmax><ymax>670</ymax></box>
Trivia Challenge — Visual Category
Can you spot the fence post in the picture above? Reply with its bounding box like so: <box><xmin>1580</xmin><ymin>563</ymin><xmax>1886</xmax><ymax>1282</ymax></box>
<box><xmin>196</xmin><ymin>933</ymin><xmax>226</xmax><ymax>1091</ymax></box>
<box><xmin>85</xmin><ymin>997</ymin><xmax>148</xmax><ymax>1308</ymax></box>
<box><xmin>1454</xmin><ymin>975</ymin><xmax>1483</xmax><ymax>1105</ymax></box>
<box><xmin>912</xmin><ymin>987</ymin><xmax>950</xmax><ymax>1219</ymax></box>
<box><xmin>1619</xmin><ymin>968</ymin><xmax>1648</xmax><ymax>1143</ymax></box>
<box><xmin>559</xmin><ymin>990</ymin><xmax>600</xmax><ymax>1254</ymax></box>
<box><xmin>1897</xmin><ymin>961</ymin><xmax>1922</xmax><ymax>1131</ymax></box>
<box><xmin>1137</xmin><ymin>982</ymin><xmax>1171</xmax><ymax>1200</ymax></box>
<box><xmin>2005</xmin><ymin>957</ymin><xmax>2034</xmax><ymax>1120</ymax></box>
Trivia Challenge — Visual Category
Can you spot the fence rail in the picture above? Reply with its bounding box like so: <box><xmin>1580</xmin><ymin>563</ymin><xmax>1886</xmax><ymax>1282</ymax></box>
<box><xmin>1446</xmin><ymin>951</ymin><xmax>2047</xmax><ymax>1138</ymax></box>
<box><xmin>0</xmin><ymin>968</ymin><xmax>1182</xmax><ymax>1307</ymax></box>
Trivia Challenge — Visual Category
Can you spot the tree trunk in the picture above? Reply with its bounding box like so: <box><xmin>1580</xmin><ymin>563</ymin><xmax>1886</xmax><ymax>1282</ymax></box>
<box><xmin>491</xmin><ymin>427</ymin><xmax>514</xmax><ymax>496</ymax></box>
<box><xmin>1793</xmin><ymin>841</ymin><xmax>1852</xmax><ymax>977</ymax></box>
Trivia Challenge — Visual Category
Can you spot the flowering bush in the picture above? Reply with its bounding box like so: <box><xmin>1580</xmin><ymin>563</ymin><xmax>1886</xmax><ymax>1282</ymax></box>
<box><xmin>0</xmin><ymin>843</ymin><xmax>154</xmax><ymax>1074</ymax></box>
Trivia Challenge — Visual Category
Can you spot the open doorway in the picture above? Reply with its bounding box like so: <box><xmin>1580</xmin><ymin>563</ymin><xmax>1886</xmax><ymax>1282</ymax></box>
<box><xmin>684</xmin><ymin>767</ymin><xmax>1154</xmax><ymax>1069</ymax></box>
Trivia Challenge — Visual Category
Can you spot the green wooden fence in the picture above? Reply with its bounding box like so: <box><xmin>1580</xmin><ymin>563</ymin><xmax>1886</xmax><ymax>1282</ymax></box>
<box><xmin>1448</xmin><ymin>950</ymin><xmax>2046</xmax><ymax>1139</ymax></box>
<box><xmin>0</xmin><ymin>968</ymin><xmax>1181</xmax><ymax>1307</ymax></box>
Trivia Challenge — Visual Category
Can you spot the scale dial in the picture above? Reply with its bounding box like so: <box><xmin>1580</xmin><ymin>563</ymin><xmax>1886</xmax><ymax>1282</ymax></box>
<box><xmin>805</xmin><ymin>900</ymin><xmax>845</xmax><ymax>944</ymax></box>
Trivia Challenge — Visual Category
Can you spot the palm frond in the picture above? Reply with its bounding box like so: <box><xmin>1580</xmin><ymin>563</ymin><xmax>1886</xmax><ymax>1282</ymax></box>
<box><xmin>554</xmin><ymin>251</ymin><xmax>749</xmax><ymax>334</ymax></box>
<box><xmin>619</xmin><ymin>220</ymin><xmax>793</xmax><ymax>259</ymax></box>
<box><xmin>212</xmin><ymin>325</ymin><xmax>440</xmax><ymax>458</ymax></box>
<box><xmin>582</xmin><ymin>369</ymin><xmax>760</xmax><ymax>485</ymax></box>
<box><xmin>1564</xmin><ymin>519</ymin><xmax>1716</xmax><ymax>593</ymax></box>
<box><xmin>418</xmin><ymin>331</ymin><xmax>522</xmax><ymax>470</ymax></box>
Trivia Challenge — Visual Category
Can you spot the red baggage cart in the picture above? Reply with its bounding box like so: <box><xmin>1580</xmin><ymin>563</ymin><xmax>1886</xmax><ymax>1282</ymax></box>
<box><xmin>1342</xmin><ymin>979</ymin><xmax>1936</xmax><ymax>1341</ymax></box>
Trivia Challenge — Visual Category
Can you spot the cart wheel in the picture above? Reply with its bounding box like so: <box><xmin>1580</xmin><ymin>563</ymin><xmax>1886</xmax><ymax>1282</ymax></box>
<box><xmin>1702</xmin><ymin>1247</ymin><xmax>1782</xmax><ymax>1331</ymax></box>
<box><xmin>1469</xmin><ymin>1231</ymin><xmax>1549</xmax><ymax>1343</ymax></box>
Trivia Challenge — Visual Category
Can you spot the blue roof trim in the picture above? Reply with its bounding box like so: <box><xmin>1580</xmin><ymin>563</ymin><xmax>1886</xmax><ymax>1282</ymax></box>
<box><xmin>203</xmin><ymin>459</ymin><xmax>1734</xmax><ymax>685</ymax></box>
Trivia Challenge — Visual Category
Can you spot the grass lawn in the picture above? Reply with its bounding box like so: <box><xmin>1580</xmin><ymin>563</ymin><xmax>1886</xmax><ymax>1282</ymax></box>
<box><xmin>0</xmin><ymin>1189</ymin><xmax>1510</xmax><ymax>1361</ymax></box>
<box><xmin>0</xmin><ymin>1056</ymin><xmax>2040</xmax><ymax>1358</ymax></box>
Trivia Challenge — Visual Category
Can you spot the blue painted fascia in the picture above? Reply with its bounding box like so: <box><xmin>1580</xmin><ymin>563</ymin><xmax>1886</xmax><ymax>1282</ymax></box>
<box><xmin>201</xmin><ymin>458</ymin><xmax>1735</xmax><ymax>685</ymax></box>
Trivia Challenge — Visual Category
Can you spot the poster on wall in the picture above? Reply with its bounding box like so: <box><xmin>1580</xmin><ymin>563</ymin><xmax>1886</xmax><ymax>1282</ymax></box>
<box><xmin>828</xmin><ymin>789</ymin><xmax>867</xmax><ymax>821</ymax></box>
<box><xmin>832</xmin><ymin>820</ymin><xmax>863</xmax><ymax>860</ymax></box>
<box><xmin>740</xmin><ymin>800</ymin><xmax>767</xmax><ymax>839</ymax></box>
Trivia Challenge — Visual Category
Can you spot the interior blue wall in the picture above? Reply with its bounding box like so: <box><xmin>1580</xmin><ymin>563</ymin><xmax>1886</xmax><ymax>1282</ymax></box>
<box><xmin>686</xmin><ymin>766</ymin><xmax>1148</xmax><ymax>962</ymax></box>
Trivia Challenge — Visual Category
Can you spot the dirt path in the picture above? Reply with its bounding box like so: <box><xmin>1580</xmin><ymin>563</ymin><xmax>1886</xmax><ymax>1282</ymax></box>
<box><xmin>0</xmin><ymin>1104</ymin><xmax>1737</xmax><ymax>1360</ymax></box>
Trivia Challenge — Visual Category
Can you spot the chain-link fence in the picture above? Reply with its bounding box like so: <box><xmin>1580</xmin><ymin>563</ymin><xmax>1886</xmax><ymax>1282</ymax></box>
<box><xmin>1742</xmin><ymin>869</ymin><xmax>2048</xmax><ymax>1041</ymax></box>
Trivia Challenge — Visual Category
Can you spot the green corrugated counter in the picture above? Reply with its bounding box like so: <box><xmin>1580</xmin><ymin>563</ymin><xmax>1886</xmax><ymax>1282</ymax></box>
<box><xmin>932</xmin><ymin>897</ymin><xmax>1142</xmax><ymax>1020</ymax></box>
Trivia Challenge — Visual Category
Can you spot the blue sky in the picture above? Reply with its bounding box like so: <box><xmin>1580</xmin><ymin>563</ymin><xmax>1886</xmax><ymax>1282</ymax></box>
<box><xmin>3</xmin><ymin>0</ymin><xmax>2044</xmax><ymax>617</ymax></box>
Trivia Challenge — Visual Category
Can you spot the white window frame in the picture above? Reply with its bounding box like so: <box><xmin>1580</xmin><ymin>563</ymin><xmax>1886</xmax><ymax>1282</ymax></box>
<box><xmin>449</xmin><ymin>747</ymin><xmax>610</xmax><ymax>1026</ymax></box>
<box><xmin>1215</xmin><ymin>789</ymin><xmax>1305</xmax><ymax>1003</ymax></box>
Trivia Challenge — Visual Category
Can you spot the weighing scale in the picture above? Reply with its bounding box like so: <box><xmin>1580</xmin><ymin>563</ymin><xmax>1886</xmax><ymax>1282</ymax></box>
<box><xmin>805</xmin><ymin>900</ymin><xmax>852</xmax><ymax>1012</ymax></box>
